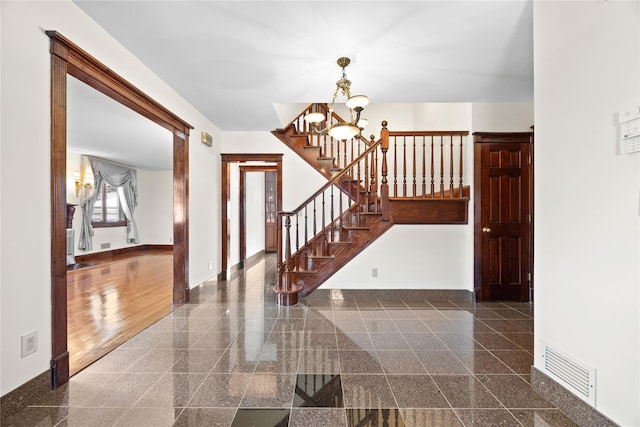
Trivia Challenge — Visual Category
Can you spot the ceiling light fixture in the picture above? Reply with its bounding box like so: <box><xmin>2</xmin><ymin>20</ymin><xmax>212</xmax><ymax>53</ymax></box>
<box><xmin>305</xmin><ymin>57</ymin><xmax>369</xmax><ymax>141</ymax></box>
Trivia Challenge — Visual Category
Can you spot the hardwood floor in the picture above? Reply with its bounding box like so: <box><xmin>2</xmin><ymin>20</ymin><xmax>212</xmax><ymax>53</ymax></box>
<box><xmin>66</xmin><ymin>248</ymin><xmax>173</xmax><ymax>375</ymax></box>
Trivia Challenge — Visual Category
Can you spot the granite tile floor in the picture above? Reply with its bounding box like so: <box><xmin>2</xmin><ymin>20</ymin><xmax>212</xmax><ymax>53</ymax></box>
<box><xmin>5</xmin><ymin>255</ymin><xmax>578</xmax><ymax>426</ymax></box>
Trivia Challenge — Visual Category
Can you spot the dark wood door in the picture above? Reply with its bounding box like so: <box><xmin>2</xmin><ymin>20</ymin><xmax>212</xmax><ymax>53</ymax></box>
<box><xmin>474</xmin><ymin>132</ymin><xmax>533</xmax><ymax>302</ymax></box>
<box><xmin>265</xmin><ymin>171</ymin><xmax>277</xmax><ymax>252</ymax></box>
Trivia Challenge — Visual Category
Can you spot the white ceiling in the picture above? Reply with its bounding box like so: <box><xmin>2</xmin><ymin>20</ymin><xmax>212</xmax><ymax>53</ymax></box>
<box><xmin>73</xmin><ymin>0</ymin><xmax>533</xmax><ymax>133</ymax></box>
<box><xmin>67</xmin><ymin>75</ymin><xmax>174</xmax><ymax>170</ymax></box>
<box><xmin>68</xmin><ymin>1</ymin><xmax>532</xmax><ymax>170</ymax></box>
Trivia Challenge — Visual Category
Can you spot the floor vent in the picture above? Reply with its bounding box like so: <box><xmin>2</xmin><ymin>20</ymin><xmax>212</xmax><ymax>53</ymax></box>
<box><xmin>541</xmin><ymin>341</ymin><xmax>596</xmax><ymax>406</ymax></box>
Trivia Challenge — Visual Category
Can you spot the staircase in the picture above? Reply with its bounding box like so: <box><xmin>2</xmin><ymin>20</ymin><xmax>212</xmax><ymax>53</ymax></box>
<box><xmin>273</xmin><ymin>104</ymin><xmax>470</xmax><ymax>305</ymax></box>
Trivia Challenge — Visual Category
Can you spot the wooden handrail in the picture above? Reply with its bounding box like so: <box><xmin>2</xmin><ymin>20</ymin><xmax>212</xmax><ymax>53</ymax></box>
<box><xmin>282</xmin><ymin>138</ymin><xmax>382</xmax><ymax>219</ymax></box>
<box><xmin>389</xmin><ymin>130</ymin><xmax>469</xmax><ymax>137</ymax></box>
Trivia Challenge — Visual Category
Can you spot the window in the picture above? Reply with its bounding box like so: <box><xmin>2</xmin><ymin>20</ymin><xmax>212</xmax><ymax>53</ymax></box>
<box><xmin>92</xmin><ymin>183</ymin><xmax>127</xmax><ymax>227</ymax></box>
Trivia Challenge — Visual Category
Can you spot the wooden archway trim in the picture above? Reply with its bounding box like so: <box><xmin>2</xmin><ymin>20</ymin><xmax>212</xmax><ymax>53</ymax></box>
<box><xmin>48</xmin><ymin>31</ymin><xmax>193</xmax><ymax>388</ymax></box>
<box><xmin>221</xmin><ymin>154</ymin><xmax>283</xmax><ymax>279</ymax></box>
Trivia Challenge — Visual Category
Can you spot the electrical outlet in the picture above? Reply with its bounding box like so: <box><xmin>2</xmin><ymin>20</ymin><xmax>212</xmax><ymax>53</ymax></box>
<box><xmin>21</xmin><ymin>331</ymin><xmax>38</xmax><ymax>358</ymax></box>
<box><xmin>372</xmin><ymin>268</ymin><xmax>378</xmax><ymax>278</ymax></box>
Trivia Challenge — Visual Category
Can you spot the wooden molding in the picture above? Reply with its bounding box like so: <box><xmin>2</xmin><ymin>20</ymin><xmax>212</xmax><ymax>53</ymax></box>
<box><xmin>220</xmin><ymin>154</ymin><xmax>283</xmax><ymax>277</ymax></box>
<box><xmin>73</xmin><ymin>244</ymin><xmax>172</xmax><ymax>264</ymax></box>
<box><xmin>48</xmin><ymin>31</ymin><xmax>193</xmax><ymax>388</ymax></box>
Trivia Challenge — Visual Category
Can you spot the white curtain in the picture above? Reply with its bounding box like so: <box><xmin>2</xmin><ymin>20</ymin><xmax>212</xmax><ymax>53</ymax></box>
<box><xmin>78</xmin><ymin>156</ymin><xmax>138</xmax><ymax>251</ymax></box>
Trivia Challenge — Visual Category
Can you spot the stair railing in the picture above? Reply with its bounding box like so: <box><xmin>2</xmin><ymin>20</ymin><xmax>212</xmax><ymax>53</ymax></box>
<box><xmin>286</xmin><ymin>103</ymin><xmax>374</xmax><ymax>171</ymax></box>
<box><xmin>275</xmin><ymin>122</ymin><xmax>390</xmax><ymax>303</ymax></box>
<box><xmin>386</xmin><ymin>131</ymin><xmax>469</xmax><ymax>198</ymax></box>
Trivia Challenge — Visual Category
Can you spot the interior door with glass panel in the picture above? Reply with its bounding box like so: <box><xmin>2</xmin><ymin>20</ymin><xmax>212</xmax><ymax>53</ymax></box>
<box><xmin>265</xmin><ymin>171</ymin><xmax>277</xmax><ymax>252</ymax></box>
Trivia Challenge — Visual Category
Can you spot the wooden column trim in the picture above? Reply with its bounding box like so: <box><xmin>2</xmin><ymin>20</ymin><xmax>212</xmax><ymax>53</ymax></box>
<box><xmin>50</xmin><ymin>47</ymin><xmax>69</xmax><ymax>389</ymax></box>
<box><xmin>48</xmin><ymin>31</ymin><xmax>193</xmax><ymax>388</ymax></box>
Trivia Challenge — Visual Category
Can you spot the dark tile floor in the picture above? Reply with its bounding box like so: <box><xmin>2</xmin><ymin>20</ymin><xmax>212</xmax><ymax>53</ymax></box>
<box><xmin>4</xmin><ymin>255</ymin><xmax>577</xmax><ymax>426</ymax></box>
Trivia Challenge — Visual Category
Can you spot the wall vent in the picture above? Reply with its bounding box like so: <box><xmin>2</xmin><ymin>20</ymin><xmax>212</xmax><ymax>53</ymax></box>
<box><xmin>100</xmin><ymin>242</ymin><xmax>111</xmax><ymax>250</ymax></box>
<box><xmin>541</xmin><ymin>340</ymin><xmax>596</xmax><ymax>406</ymax></box>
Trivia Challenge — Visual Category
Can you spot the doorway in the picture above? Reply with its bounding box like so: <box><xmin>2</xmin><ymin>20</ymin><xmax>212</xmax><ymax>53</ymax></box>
<box><xmin>473</xmin><ymin>132</ymin><xmax>534</xmax><ymax>302</ymax></box>
<box><xmin>239</xmin><ymin>166</ymin><xmax>278</xmax><ymax>268</ymax></box>
<box><xmin>49</xmin><ymin>32</ymin><xmax>192</xmax><ymax>388</ymax></box>
<box><xmin>221</xmin><ymin>154</ymin><xmax>283</xmax><ymax>279</ymax></box>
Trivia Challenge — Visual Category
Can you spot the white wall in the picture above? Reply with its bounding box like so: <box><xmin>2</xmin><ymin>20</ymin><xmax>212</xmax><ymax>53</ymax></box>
<box><xmin>136</xmin><ymin>170</ymin><xmax>173</xmax><ymax>245</ymax></box>
<box><xmin>533</xmin><ymin>2</ymin><xmax>639</xmax><ymax>425</ymax></box>
<box><xmin>322</xmin><ymin>225</ymin><xmax>471</xmax><ymax>290</ymax></box>
<box><xmin>0</xmin><ymin>0</ymin><xmax>220</xmax><ymax>395</ymax></box>
<box><xmin>246</xmin><ymin>172</ymin><xmax>265</xmax><ymax>259</ymax></box>
<box><xmin>221</xmin><ymin>131</ymin><xmax>328</xmax><ymax>211</ymax></box>
<box><xmin>471</xmin><ymin>103</ymin><xmax>534</xmax><ymax>132</ymax></box>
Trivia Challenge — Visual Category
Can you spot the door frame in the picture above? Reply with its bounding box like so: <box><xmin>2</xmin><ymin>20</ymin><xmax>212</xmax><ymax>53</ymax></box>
<box><xmin>49</xmin><ymin>32</ymin><xmax>193</xmax><ymax>388</ymax></box>
<box><xmin>220</xmin><ymin>154</ymin><xmax>282</xmax><ymax>279</ymax></box>
<box><xmin>473</xmin><ymin>131</ymin><xmax>534</xmax><ymax>302</ymax></box>
<box><xmin>239</xmin><ymin>165</ymin><xmax>278</xmax><ymax>266</ymax></box>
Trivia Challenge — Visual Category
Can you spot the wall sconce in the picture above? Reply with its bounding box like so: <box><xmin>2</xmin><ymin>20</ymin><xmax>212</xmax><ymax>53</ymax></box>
<box><xmin>73</xmin><ymin>171</ymin><xmax>81</xmax><ymax>197</ymax></box>
<box><xmin>73</xmin><ymin>170</ymin><xmax>93</xmax><ymax>197</ymax></box>
<box><xmin>201</xmin><ymin>131</ymin><xmax>213</xmax><ymax>147</ymax></box>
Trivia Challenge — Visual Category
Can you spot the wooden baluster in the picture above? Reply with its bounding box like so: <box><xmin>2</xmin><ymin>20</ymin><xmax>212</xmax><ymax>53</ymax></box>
<box><xmin>346</xmin><ymin>170</ymin><xmax>352</xmax><ymax>228</ymax></box>
<box><xmin>350</xmin><ymin>137</ymin><xmax>354</xmax><ymax>168</ymax></box>
<box><xmin>330</xmin><ymin>185</ymin><xmax>335</xmax><ymax>242</ymax></box>
<box><xmin>364</xmin><ymin>149</ymin><xmax>370</xmax><ymax>214</ymax></box>
<box><xmin>330</xmin><ymin>136</ymin><xmax>335</xmax><ymax>167</ymax></box>
<box><xmin>430</xmin><ymin>136</ymin><xmax>435</xmax><ymax>198</ymax></box>
<box><xmin>393</xmin><ymin>135</ymin><xmax>398</xmax><ymax>197</ymax></box>
<box><xmin>343</xmin><ymin>139</ymin><xmax>347</xmax><ymax>170</ymax></box>
<box><xmin>356</xmin><ymin>158</ymin><xmax>361</xmax><ymax>226</ymax></box>
<box><xmin>304</xmin><ymin>209</ymin><xmax>309</xmax><ymax>270</ymax></box>
<box><xmin>335</xmin><ymin>139</ymin><xmax>341</xmax><ymax>169</ymax></box>
<box><xmin>283</xmin><ymin>215</ymin><xmax>292</xmax><ymax>292</ymax></box>
<box><xmin>313</xmin><ymin>198</ymin><xmax>317</xmax><ymax>237</ymax></box>
<box><xmin>304</xmin><ymin>206</ymin><xmax>308</xmax><ymax>246</ymax></box>
<box><xmin>380</xmin><ymin>121</ymin><xmax>390</xmax><ymax>221</ymax></box>
<box><xmin>375</xmin><ymin>148</ymin><xmax>379</xmax><ymax>213</ymax></box>
<box><xmin>295</xmin><ymin>213</ymin><xmax>299</xmax><ymax>256</ymax></box>
<box><xmin>459</xmin><ymin>134</ymin><xmax>464</xmax><ymax>198</ymax></box>
<box><xmin>412</xmin><ymin>136</ymin><xmax>417</xmax><ymax>197</ymax></box>
<box><xmin>449</xmin><ymin>135</ymin><xmax>454</xmax><ymax>197</ymax></box>
<box><xmin>339</xmin><ymin>180</ymin><xmax>344</xmax><ymax>238</ymax></box>
<box><xmin>369</xmin><ymin>146</ymin><xmax>376</xmax><ymax>209</ymax></box>
<box><xmin>322</xmin><ymin>133</ymin><xmax>327</xmax><ymax>158</ymax></box>
<box><xmin>403</xmin><ymin>135</ymin><xmax>407</xmax><ymax>197</ymax></box>
<box><xmin>440</xmin><ymin>136</ymin><xmax>445</xmax><ymax>198</ymax></box>
<box><xmin>321</xmin><ymin>192</ymin><xmax>326</xmax><ymax>234</ymax></box>
<box><xmin>422</xmin><ymin>136</ymin><xmax>427</xmax><ymax>198</ymax></box>
<box><xmin>277</xmin><ymin>211</ymin><xmax>283</xmax><ymax>285</ymax></box>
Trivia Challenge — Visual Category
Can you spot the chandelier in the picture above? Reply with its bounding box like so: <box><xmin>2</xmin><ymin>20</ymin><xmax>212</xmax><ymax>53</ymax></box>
<box><xmin>305</xmin><ymin>57</ymin><xmax>369</xmax><ymax>141</ymax></box>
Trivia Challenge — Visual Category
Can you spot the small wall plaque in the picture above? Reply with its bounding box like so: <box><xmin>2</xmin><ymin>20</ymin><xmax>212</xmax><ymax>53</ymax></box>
<box><xmin>201</xmin><ymin>131</ymin><xmax>213</xmax><ymax>147</ymax></box>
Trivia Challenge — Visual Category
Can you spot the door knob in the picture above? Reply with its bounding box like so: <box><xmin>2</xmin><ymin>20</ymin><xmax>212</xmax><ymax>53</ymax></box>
<box><xmin>482</xmin><ymin>227</ymin><xmax>492</xmax><ymax>233</ymax></box>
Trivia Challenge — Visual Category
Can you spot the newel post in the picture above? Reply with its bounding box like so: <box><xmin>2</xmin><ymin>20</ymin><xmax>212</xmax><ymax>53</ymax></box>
<box><xmin>274</xmin><ymin>212</ymin><xmax>302</xmax><ymax>306</ymax></box>
<box><xmin>380</xmin><ymin>121</ymin><xmax>390</xmax><ymax>221</ymax></box>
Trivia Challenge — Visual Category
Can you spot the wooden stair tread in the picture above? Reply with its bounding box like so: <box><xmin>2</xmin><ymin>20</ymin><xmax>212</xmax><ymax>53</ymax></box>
<box><xmin>308</xmin><ymin>255</ymin><xmax>334</xmax><ymax>260</ymax></box>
